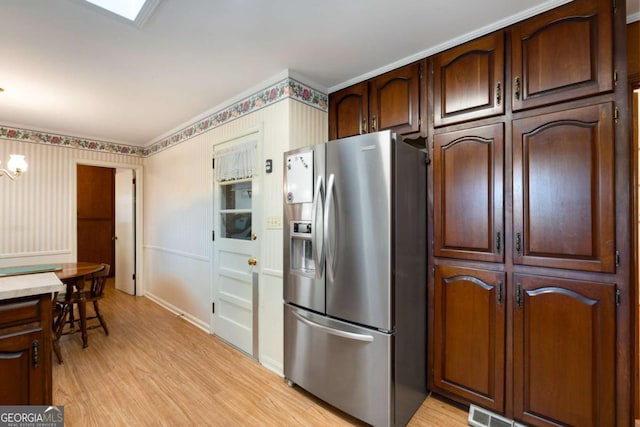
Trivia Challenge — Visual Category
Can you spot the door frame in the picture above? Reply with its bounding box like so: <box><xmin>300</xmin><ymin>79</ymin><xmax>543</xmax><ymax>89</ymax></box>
<box><xmin>72</xmin><ymin>159</ymin><xmax>144</xmax><ymax>296</ymax></box>
<box><xmin>210</xmin><ymin>126</ymin><xmax>263</xmax><ymax>344</ymax></box>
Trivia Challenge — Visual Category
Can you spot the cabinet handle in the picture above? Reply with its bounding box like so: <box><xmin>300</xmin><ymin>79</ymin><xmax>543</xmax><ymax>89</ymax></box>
<box><xmin>371</xmin><ymin>115</ymin><xmax>377</xmax><ymax>132</ymax></box>
<box><xmin>514</xmin><ymin>76</ymin><xmax>521</xmax><ymax>100</ymax></box>
<box><xmin>32</xmin><ymin>340</ymin><xmax>39</xmax><ymax>368</ymax></box>
<box><xmin>497</xmin><ymin>281</ymin><xmax>503</xmax><ymax>306</ymax></box>
<box><xmin>496</xmin><ymin>81</ymin><xmax>502</xmax><ymax>105</ymax></box>
<box><xmin>496</xmin><ymin>231</ymin><xmax>501</xmax><ymax>254</ymax></box>
<box><xmin>515</xmin><ymin>232</ymin><xmax>522</xmax><ymax>255</ymax></box>
<box><xmin>361</xmin><ymin>119</ymin><xmax>367</xmax><ymax>134</ymax></box>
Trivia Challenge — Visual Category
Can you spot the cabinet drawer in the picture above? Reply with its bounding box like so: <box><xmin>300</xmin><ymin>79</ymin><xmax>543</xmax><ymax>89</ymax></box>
<box><xmin>0</xmin><ymin>297</ymin><xmax>42</xmax><ymax>329</ymax></box>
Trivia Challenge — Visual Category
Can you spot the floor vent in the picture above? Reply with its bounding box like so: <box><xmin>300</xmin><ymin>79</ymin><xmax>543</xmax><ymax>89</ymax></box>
<box><xmin>468</xmin><ymin>404</ymin><xmax>516</xmax><ymax>427</ymax></box>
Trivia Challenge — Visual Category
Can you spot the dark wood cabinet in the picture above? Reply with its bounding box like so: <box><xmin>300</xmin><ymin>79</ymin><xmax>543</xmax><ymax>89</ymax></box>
<box><xmin>328</xmin><ymin>82</ymin><xmax>368</xmax><ymax>140</ymax></box>
<box><xmin>512</xmin><ymin>102</ymin><xmax>615</xmax><ymax>273</ymax></box>
<box><xmin>0</xmin><ymin>294</ymin><xmax>52</xmax><ymax>405</ymax></box>
<box><xmin>434</xmin><ymin>123</ymin><xmax>504</xmax><ymax>262</ymax></box>
<box><xmin>329</xmin><ymin>61</ymin><xmax>424</xmax><ymax>140</ymax></box>
<box><xmin>433</xmin><ymin>265</ymin><xmax>506</xmax><ymax>413</ymax></box>
<box><xmin>433</xmin><ymin>31</ymin><xmax>505</xmax><ymax>127</ymax></box>
<box><xmin>428</xmin><ymin>0</ymin><xmax>627</xmax><ymax>424</ymax></box>
<box><xmin>511</xmin><ymin>0</ymin><xmax>613</xmax><ymax>111</ymax></box>
<box><xmin>513</xmin><ymin>274</ymin><xmax>616</xmax><ymax>427</ymax></box>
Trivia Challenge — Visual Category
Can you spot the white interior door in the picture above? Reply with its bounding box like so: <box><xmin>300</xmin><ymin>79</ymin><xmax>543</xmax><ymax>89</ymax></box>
<box><xmin>212</xmin><ymin>136</ymin><xmax>261</xmax><ymax>357</ymax></box>
<box><xmin>115</xmin><ymin>168</ymin><xmax>135</xmax><ymax>295</ymax></box>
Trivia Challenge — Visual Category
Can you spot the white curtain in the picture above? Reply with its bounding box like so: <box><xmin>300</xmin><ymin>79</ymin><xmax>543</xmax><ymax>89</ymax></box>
<box><xmin>215</xmin><ymin>139</ymin><xmax>257</xmax><ymax>182</ymax></box>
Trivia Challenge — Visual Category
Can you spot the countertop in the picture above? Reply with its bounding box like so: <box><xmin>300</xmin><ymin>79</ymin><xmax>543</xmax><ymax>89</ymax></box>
<box><xmin>0</xmin><ymin>272</ymin><xmax>64</xmax><ymax>300</ymax></box>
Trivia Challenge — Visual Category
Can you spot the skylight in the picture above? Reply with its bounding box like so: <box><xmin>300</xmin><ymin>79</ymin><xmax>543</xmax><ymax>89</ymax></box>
<box><xmin>85</xmin><ymin>0</ymin><xmax>147</xmax><ymax>21</ymax></box>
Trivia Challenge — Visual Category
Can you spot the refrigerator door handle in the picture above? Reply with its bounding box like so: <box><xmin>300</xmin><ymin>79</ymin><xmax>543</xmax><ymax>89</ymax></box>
<box><xmin>292</xmin><ymin>310</ymin><xmax>374</xmax><ymax>343</ymax></box>
<box><xmin>311</xmin><ymin>175</ymin><xmax>325</xmax><ymax>279</ymax></box>
<box><xmin>324</xmin><ymin>173</ymin><xmax>337</xmax><ymax>282</ymax></box>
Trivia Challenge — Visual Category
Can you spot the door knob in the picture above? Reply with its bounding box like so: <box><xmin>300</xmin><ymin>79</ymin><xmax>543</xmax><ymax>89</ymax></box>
<box><xmin>248</xmin><ymin>257</ymin><xmax>258</xmax><ymax>266</ymax></box>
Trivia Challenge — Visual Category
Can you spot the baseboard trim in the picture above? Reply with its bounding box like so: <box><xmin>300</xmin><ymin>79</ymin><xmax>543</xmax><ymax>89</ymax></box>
<box><xmin>145</xmin><ymin>292</ymin><xmax>210</xmax><ymax>333</ymax></box>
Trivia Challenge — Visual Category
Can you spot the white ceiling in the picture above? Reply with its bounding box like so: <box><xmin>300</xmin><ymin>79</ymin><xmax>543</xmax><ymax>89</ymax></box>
<box><xmin>1</xmin><ymin>0</ymin><xmax>638</xmax><ymax>147</ymax></box>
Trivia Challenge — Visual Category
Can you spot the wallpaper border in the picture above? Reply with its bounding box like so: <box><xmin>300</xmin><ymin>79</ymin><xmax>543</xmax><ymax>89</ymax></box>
<box><xmin>0</xmin><ymin>78</ymin><xmax>327</xmax><ymax>158</ymax></box>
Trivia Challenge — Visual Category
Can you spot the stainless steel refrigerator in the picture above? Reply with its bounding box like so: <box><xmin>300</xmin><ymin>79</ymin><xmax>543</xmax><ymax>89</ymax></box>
<box><xmin>283</xmin><ymin>130</ymin><xmax>427</xmax><ymax>427</ymax></box>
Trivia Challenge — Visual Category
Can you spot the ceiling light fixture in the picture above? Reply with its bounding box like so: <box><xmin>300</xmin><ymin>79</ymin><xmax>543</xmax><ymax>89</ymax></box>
<box><xmin>0</xmin><ymin>155</ymin><xmax>28</xmax><ymax>181</ymax></box>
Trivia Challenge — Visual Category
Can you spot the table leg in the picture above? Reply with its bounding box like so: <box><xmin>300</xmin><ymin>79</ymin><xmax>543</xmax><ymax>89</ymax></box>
<box><xmin>78</xmin><ymin>293</ymin><xmax>88</xmax><ymax>348</ymax></box>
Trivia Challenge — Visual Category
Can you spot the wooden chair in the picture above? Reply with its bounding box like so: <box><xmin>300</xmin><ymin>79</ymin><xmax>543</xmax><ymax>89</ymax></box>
<box><xmin>53</xmin><ymin>264</ymin><xmax>110</xmax><ymax>362</ymax></box>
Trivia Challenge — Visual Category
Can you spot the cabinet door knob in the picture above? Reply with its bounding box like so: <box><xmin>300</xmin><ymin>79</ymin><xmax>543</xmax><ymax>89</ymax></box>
<box><xmin>514</xmin><ymin>76</ymin><xmax>521</xmax><ymax>100</ymax></box>
<box><xmin>248</xmin><ymin>257</ymin><xmax>258</xmax><ymax>266</ymax></box>
<box><xmin>496</xmin><ymin>81</ymin><xmax>502</xmax><ymax>105</ymax></box>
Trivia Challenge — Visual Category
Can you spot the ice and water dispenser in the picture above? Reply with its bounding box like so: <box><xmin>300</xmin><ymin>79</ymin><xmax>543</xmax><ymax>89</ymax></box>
<box><xmin>285</xmin><ymin>150</ymin><xmax>315</xmax><ymax>277</ymax></box>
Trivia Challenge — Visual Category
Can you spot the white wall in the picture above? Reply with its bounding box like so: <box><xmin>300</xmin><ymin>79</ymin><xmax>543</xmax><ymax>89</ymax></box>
<box><xmin>0</xmin><ymin>139</ymin><xmax>142</xmax><ymax>267</ymax></box>
<box><xmin>143</xmin><ymin>98</ymin><xmax>327</xmax><ymax>374</ymax></box>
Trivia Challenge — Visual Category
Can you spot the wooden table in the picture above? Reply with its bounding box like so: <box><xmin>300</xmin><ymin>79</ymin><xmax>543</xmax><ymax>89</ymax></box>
<box><xmin>55</xmin><ymin>262</ymin><xmax>104</xmax><ymax>348</ymax></box>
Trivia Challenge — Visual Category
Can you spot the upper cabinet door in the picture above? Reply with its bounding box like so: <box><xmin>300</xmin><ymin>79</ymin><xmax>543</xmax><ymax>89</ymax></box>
<box><xmin>433</xmin><ymin>31</ymin><xmax>505</xmax><ymax>127</ymax></box>
<box><xmin>434</xmin><ymin>123</ymin><xmax>504</xmax><ymax>262</ymax></box>
<box><xmin>512</xmin><ymin>102</ymin><xmax>615</xmax><ymax>272</ymax></box>
<box><xmin>329</xmin><ymin>81</ymin><xmax>369</xmax><ymax>140</ymax></box>
<box><xmin>369</xmin><ymin>61</ymin><xmax>422</xmax><ymax>135</ymax></box>
<box><xmin>511</xmin><ymin>0</ymin><xmax>613</xmax><ymax>111</ymax></box>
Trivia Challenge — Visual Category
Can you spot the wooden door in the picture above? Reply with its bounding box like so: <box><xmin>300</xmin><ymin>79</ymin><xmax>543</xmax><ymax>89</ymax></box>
<box><xmin>369</xmin><ymin>61</ymin><xmax>422</xmax><ymax>135</ymax></box>
<box><xmin>512</xmin><ymin>274</ymin><xmax>615</xmax><ymax>426</ymax></box>
<box><xmin>328</xmin><ymin>81</ymin><xmax>368</xmax><ymax>140</ymax></box>
<box><xmin>511</xmin><ymin>0</ymin><xmax>612</xmax><ymax>111</ymax></box>
<box><xmin>0</xmin><ymin>329</ymin><xmax>44</xmax><ymax>405</ymax></box>
<box><xmin>433</xmin><ymin>31</ymin><xmax>505</xmax><ymax>127</ymax></box>
<box><xmin>512</xmin><ymin>102</ymin><xmax>615</xmax><ymax>272</ymax></box>
<box><xmin>434</xmin><ymin>123</ymin><xmax>504</xmax><ymax>262</ymax></box>
<box><xmin>77</xmin><ymin>165</ymin><xmax>115</xmax><ymax>275</ymax></box>
<box><xmin>433</xmin><ymin>265</ymin><xmax>506</xmax><ymax>412</ymax></box>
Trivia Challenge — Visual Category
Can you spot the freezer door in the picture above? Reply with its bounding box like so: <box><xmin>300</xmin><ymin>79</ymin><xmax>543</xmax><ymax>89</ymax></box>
<box><xmin>325</xmin><ymin>131</ymin><xmax>393</xmax><ymax>330</ymax></box>
<box><xmin>284</xmin><ymin>304</ymin><xmax>392</xmax><ymax>427</ymax></box>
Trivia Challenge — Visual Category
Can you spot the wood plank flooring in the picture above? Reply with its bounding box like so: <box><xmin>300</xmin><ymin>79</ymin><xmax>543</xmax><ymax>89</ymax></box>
<box><xmin>53</xmin><ymin>281</ymin><xmax>468</xmax><ymax>426</ymax></box>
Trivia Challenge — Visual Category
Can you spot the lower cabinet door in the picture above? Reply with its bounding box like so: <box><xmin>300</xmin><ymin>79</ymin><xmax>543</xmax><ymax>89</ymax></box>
<box><xmin>284</xmin><ymin>304</ymin><xmax>392</xmax><ymax>427</ymax></box>
<box><xmin>433</xmin><ymin>265</ymin><xmax>506</xmax><ymax>412</ymax></box>
<box><xmin>513</xmin><ymin>274</ymin><xmax>616</xmax><ymax>427</ymax></box>
<box><xmin>0</xmin><ymin>329</ymin><xmax>44</xmax><ymax>405</ymax></box>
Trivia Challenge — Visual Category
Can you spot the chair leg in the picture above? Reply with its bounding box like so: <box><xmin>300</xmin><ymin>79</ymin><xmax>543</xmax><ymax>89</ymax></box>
<box><xmin>52</xmin><ymin>303</ymin><xmax>70</xmax><ymax>364</ymax></box>
<box><xmin>93</xmin><ymin>300</ymin><xmax>109</xmax><ymax>336</ymax></box>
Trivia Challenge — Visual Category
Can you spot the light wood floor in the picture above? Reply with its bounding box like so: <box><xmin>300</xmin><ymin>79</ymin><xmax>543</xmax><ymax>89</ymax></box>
<box><xmin>53</xmin><ymin>281</ymin><xmax>468</xmax><ymax>426</ymax></box>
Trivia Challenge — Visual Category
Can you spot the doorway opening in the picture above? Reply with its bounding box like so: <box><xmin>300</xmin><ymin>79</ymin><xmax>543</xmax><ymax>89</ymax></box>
<box><xmin>74</xmin><ymin>160</ymin><xmax>143</xmax><ymax>296</ymax></box>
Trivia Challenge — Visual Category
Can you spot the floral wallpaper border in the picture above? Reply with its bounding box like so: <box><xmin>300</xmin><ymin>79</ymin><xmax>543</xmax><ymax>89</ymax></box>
<box><xmin>0</xmin><ymin>77</ymin><xmax>327</xmax><ymax>158</ymax></box>
<box><xmin>0</xmin><ymin>127</ymin><xmax>146</xmax><ymax>156</ymax></box>
<box><xmin>145</xmin><ymin>77</ymin><xmax>327</xmax><ymax>156</ymax></box>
